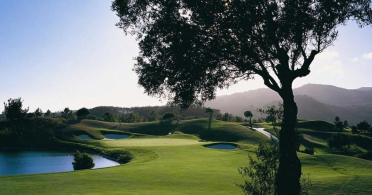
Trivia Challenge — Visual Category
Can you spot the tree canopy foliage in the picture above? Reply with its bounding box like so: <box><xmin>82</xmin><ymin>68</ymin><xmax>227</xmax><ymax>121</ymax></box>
<box><xmin>238</xmin><ymin>141</ymin><xmax>279</xmax><ymax>195</ymax></box>
<box><xmin>61</xmin><ymin>107</ymin><xmax>73</xmax><ymax>119</ymax></box>
<box><xmin>76</xmin><ymin>108</ymin><xmax>90</xmax><ymax>119</ymax></box>
<box><xmin>103</xmin><ymin>112</ymin><xmax>115</xmax><ymax>122</ymax></box>
<box><xmin>112</xmin><ymin>1</ymin><xmax>372</xmax><ymax>194</ymax></box>
<box><xmin>334</xmin><ymin>116</ymin><xmax>344</xmax><ymax>132</ymax></box>
<box><xmin>45</xmin><ymin>110</ymin><xmax>52</xmax><ymax>117</ymax></box>
<box><xmin>244</xmin><ymin>111</ymin><xmax>253</xmax><ymax>128</ymax></box>
<box><xmin>112</xmin><ymin>0</ymin><xmax>372</xmax><ymax>108</ymax></box>
<box><xmin>3</xmin><ymin>98</ymin><xmax>29</xmax><ymax>121</ymax></box>
<box><xmin>72</xmin><ymin>151</ymin><xmax>95</xmax><ymax>170</ymax></box>
<box><xmin>357</xmin><ymin>120</ymin><xmax>371</xmax><ymax>132</ymax></box>
<box><xmin>244</xmin><ymin>111</ymin><xmax>253</xmax><ymax>118</ymax></box>
<box><xmin>162</xmin><ymin>112</ymin><xmax>176</xmax><ymax>121</ymax></box>
<box><xmin>35</xmin><ymin>108</ymin><xmax>43</xmax><ymax>117</ymax></box>
<box><xmin>328</xmin><ymin>133</ymin><xmax>351</xmax><ymax>154</ymax></box>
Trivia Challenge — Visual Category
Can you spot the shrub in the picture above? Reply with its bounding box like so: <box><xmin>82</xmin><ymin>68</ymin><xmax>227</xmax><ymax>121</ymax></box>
<box><xmin>162</xmin><ymin>112</ymin><xmax>176</xmax><ymax>121</ymax></box>
<box><xmin>117</xmin><ymin>153</ymin><xmax>133</xmax><ymax>164</ymax></box>
<box><xmin>357</xmin><ymin>120</ymin><xmax>371</xmax><ymax>133</ymax></box>
<box><xmin>351</xmin><ymin>126</ymin><xmax>359</xmax><ymax>134</ymax></box>
<box><xmin>357</xmin><ymin>152</ymin><xmax>372</xmax><ymax>161</ymax></box>
<box><xmin>86</xmin><ymin>115</ymin><xmax>98</xmax><ymax>120</ymax></box>
<box><xmin>103</xmin><ymin>112</ymin><xmax>115</xmax><ymax>122</ymax></box>
<box><xmin>237</xmin><ymin>141</ymin><xmax>279</xmax><ymax>195</ymax></box>
<box><xmin>300</xmin><ymin>148</ymin><xmax>314</xmax><ymax>155</ymax></box>
<box><xmin>72</xmin><ymin>150</ymin><xmax>95</xmax><ymax>170</ymax></box>
<box><xmin>234</xmin><ymin>116</ymin><xmax>243</xmax><ymax>122</ymax></box>
<box><xmin>327</xmin><ymin>133</ymin><xmax>351</xmax><ymax>154</ymax></box>
<box><xmin>237</xmin><ymin>141</ymin><xmax>311</xmax><ymax>195</ymax></box>
<box><xmin>26</xmin><ymin>113</ymin><xmax>36</xmax><ymax>119</ymax></box>
<box><xmin>105</xmin><ymin>150</ymin><xmax>133</xmax><ymax>164</ymax></box>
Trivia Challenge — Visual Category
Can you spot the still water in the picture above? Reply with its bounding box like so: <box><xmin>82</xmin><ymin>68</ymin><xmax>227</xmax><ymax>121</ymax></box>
<box><xmin>0</xmin><ymin>150</ymin><xmax>119</xmax><ymax>176</ymax></box>
<box><xmin>103</xmin><ymin>134</ymin><xmax>130</xmax><ymax>139</ymax></box>
<box><xmin>204</xmin><ymin>143</ymin><xmax>237</xmax><ymax>150</ymax></box>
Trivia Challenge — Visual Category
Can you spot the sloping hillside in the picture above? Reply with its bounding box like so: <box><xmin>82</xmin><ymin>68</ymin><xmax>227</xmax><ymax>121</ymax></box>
<box><xmin>294</xmin><ymin>84</ymin><xmax>372</xmax><ymax>107</ymax></box>
<box><xmin>205</xmin><ymin>84</ymin><xmax>372</xmax><ymax>124</ymax></box>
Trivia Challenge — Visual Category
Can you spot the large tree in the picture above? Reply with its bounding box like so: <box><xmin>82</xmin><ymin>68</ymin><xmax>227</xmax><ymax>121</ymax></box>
<box><xmin>76</xmin><ymin>107</ymin><xmax>91</xmax><ymax>119</ymax></box>
<box><xmin>112</xmin><ymin>1</ymin><xmax>372</xmax><ymax>194</ymax></box>
<box><xmin>3</xmin><ymin>98</ymin><xmax>29</xmax><ymax>121</ymax></box>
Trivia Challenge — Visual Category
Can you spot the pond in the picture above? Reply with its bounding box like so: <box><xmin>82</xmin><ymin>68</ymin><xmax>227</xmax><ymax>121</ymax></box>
<box><xmin>204</xmin><ymin>143</ymin><xmax>237</xmax><ymax>150</ymax></box>
<box><xmin>0</xmin><ymin>149</ymin><xmax>119</xmax><ymax>176</ymax></box>
<box><xmin>103</xmin><ymin>134</ymin><xmax>130</xmax><ymax>140</ymax></box>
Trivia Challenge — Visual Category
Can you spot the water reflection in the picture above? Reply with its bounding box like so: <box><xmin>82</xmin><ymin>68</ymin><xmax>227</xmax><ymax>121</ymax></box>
<box><xmin>0</xmin><ymin>150</ymin><xmax>119</xmax><ymax>176</ymax></box>
<box><xmin>204</xmin><ymin>143</ymin><xmax>237</xmax><ymax>150</ymax></box>
<box><xmin>103</xmin><ymin>134</ymin><xmax>130</xmax><ymax>140</ymax></box>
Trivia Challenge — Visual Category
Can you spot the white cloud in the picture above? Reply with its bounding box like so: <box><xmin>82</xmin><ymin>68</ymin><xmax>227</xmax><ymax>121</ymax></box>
<box><xmin>316</xmin><ymin>50</ymin><xmax>340</xmax><ymax>61</ymax></box>
<box><xmin>310</xmin><ymin>50</ymin><xmax>344</xmax><ymax>77</ymax></box>
<box><xmin>318</xmin><ymin>61</ymin><xmax>344</xmax><ymax>77</ymax></box>
<box><xmin>350</xmin><ymin>57</ymin><xmax>360</xmax><ymax>62</ymax></box>
<box><xmin>362</xmin><ymin>51</ymin><xmax>372</xmax><ymax>59</ymax></box>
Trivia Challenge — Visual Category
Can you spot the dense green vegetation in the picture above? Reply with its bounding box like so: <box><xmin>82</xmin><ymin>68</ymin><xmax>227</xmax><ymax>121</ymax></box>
<box><xmin>1</xmin><ymin>117</ymin><xmax>372</xmax><ymax>194</ymax></box>
<box><xmin>254</xmin><ymin>120</ymin><xmax>372</xmax><ymax>158</ymax></box>
<box><xmin>72</xmin><ymin>151</ymin><xmax>95</xmax><ymax>170</ymax></box>
<box><xmin>88</xmin><ymin>106</ymin><xmax>221</xmax><ymax>122</ymax></box>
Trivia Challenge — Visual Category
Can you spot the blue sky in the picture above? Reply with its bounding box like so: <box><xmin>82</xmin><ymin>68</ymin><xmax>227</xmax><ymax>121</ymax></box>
<box><xmin>1</xmin><ymin>0</ymin><xmax>372</xmax><ymax>113</ymax></box>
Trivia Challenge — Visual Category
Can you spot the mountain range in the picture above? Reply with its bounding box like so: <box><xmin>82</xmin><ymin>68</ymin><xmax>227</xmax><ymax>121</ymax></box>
<box><xmin>205</xmin><ymin>84</ymin><xmax>372</xmax><ymax>125</ymax></box>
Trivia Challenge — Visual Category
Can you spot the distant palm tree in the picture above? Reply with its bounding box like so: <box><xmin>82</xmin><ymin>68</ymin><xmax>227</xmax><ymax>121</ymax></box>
<box><xmin>205</xmin><ymin>108</ymin><xmax>214</xmax><ymax>131</ymax></box>
<box><xmin>244</xmin><ymin>111</ymin><xmax>253</xmax><ymax>128</ymax></box>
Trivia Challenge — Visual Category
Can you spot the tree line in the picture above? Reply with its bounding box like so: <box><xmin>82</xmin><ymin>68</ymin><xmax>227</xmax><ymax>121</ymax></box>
<box><xmin>1</xmin><ymin>98</ymin><xmax>220</xmax><ymax>124</ymax></box>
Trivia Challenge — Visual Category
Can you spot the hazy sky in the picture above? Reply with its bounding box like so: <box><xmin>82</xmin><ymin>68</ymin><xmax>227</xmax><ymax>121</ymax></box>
<box><xmin>1</xmin><ymin>0</ymin><xmax>372</xmax><ymax>113</ymax></box>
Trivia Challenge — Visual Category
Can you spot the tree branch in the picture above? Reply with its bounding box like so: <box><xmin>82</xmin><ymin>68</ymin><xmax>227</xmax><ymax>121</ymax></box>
<box><xmin>293</xmin><ymin>50</ymin><xmax>318</xmax><ymax>78</ymax></box>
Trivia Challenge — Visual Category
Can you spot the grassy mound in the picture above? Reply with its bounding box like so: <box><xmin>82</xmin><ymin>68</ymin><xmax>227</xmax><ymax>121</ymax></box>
<box><xmin>64</xmin><ymin>119</ymin><xmax>268</xmax><ymax>144</ymax></box>
<box><xmin>254</xmin><ymin>120</ymin><xmax>372</xmax><ymax>156</ymax></box>
<box><xmin>297</xmin><ymin>120</ymin><xmax>336</xmax><ymax>132</ymax></box>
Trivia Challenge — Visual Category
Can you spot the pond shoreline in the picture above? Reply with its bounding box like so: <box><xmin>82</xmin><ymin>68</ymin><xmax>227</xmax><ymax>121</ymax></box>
<box><xmin>0</xmin><ymin>149</ymin><xmax>120</xmax><ymax>176</ymax></box>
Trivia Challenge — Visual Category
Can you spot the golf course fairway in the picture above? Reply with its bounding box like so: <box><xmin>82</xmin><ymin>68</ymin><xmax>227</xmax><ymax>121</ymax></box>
<box><xmin>0</xmin><ymin>119</ymin><xmax>371</xmax><ymax>195</ymax></box>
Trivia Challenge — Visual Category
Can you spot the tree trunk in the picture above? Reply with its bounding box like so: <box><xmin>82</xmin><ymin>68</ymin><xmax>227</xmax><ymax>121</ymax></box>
<box><xmin>249</xmin><ymin>117</ymin><xmax>252</xmax><ymax>128</ymax></box>
<box><xmin>275</xmin><ymin>86</ymin><xmax>301</xmax><ymax>195</ymax></box>
<box><xmin>208</xmin><ymin>114</ymin><xmax>212</xmax><ymax>131</ymax></box>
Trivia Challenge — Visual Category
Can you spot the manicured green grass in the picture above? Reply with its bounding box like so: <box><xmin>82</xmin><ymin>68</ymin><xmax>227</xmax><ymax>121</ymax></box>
<box><xmin>65</xmin><ymin>119</ymin><xmax>268</xmax><ymax>144</ymax></box>
<box><xmin>102</xmin><ymin>138</ymin><xmax>201</xmax><ymax>147</ymax></box>
<box><xmin>1</xmin><ymin>119</ymin><xmax>372</xmax><ymax>195</ymax></box>
<box><xmin>254</xmin><ymin>121</ymin><xmax>372</xmax><ymax>155</ymax></box>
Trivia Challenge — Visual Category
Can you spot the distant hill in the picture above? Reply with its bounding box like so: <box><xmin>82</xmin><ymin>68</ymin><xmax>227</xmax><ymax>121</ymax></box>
<box><xmin>294</xmin><ymin>84</ymin><xmax>372</xmax><ymax>107</ymax></box>
<box><xmin>357</xmin><ymin>87</ymin><xmax>372</xmax><ymax>91</ymax></box>
<box><xmin>205</xmin><ymin>84</ymin><xmax>372</xmax><ymax>125</ymax></box>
